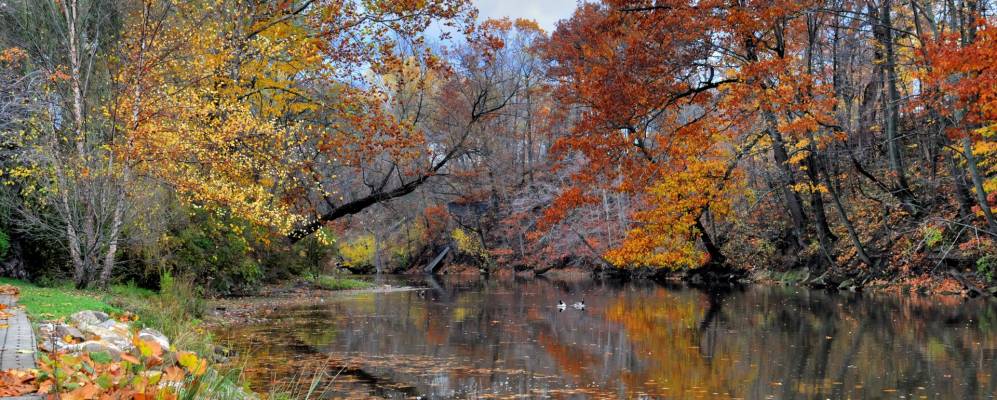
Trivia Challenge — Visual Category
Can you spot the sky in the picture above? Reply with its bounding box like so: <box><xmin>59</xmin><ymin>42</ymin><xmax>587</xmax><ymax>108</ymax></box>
<box><xmin>473</xmin><ymin>0</ymin><xmax>579</xmax><ymax>33</ymax></box>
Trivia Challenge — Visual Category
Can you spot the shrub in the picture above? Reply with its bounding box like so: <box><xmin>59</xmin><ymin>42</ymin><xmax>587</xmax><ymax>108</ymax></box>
<box><xmin>33</xmin><ymin>342</ymin><xmax>253</xmax><ymax>400</ymax></box>
<box><xmin>338</xmin><ymin>235</ymin><xmax>375</xmax><ymax>270</ymax></box>
<box><xmin>165</xmin><ymin>209</ymin><xmax>262</xmax><ymax>295</ymax></box>
<box><xmin>923</xmin><ymin>225</ymin><xmax>944</xmax><ymax>249</ymax></box>
<box><xmin>452</xmin><ymin>228</ymin><xmax>488</xmax><ymax>260</ymax></box>
<box><xmin>108</xmin><ymin>271</ymin><xmax>211</xmax><ymax>356</ymax></box>
<box><xmin>978</xmin><ymin>255</ymin><xmax>996</xmax><ymax>283</ymax></box>
<box><xmin>261</xmin><ymin>227</ymin><xmax>337</xmax><ymax>280</ymax></box>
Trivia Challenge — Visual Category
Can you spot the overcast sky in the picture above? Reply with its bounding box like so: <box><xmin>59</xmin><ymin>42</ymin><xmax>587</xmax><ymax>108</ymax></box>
<box><xmin>473</xmin><ymin>0</ymin><xmax>579</xmax><ymax>33</ymax></box>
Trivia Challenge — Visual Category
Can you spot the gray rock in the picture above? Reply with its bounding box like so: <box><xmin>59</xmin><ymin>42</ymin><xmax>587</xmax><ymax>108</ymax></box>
<box><xmin>85</xmin><ymin>342</ymin><xmax>123</xmax><ymax>360</ymax></box>
<box><xmin>138</xmin><ymin>328</ymin><xmax>170</xmax><ymax>350</ymax></box>
<box><xmin>38</xmin><ymin>339</ymin><xmax>69</xmax><ymax>353</ymax></box>
<box><xmin>37</xmin><ymin>323</ymin><xmax>55</xmax><ymax>334</ymax></box>
<box><xmin>70</xmin><ymin>310</ymin><xmax>110</xmax><ymax>327</ymax></box>
<box><xmin>95</xmin><ymin>319</ymin><xmax>120</xmax><ymax>329</ymax></box>
<box><xmin>36</xmin><ymin>323</ymin><xmax>57</xmax><ymax>341</ymax></box>
<box><xmin>55</xmin><ymin>324</ymin><xmax>85</xmax><ymax>341</ymax></box>
<box><xmin>64</xmin><ymin>340</ymin><xmax>123</xmax><ymax>361</ymax></box>
<box><xmin>80</xmin><ymin>321</ymin><xmax>133</xmax><ymax>351</ymax></box>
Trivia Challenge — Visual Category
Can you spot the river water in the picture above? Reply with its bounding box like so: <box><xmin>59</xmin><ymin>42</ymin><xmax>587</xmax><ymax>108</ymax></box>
<box><xmin>212</xmin><ymin>276</ymin><xmax>997</xmax><ymax>399</ymax></box>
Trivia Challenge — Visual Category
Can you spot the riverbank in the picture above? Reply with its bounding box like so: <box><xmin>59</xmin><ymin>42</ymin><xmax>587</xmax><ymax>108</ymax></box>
<box><xmin>430</xmin><ymin>256</ymin><xmax>997</xmax><ymax>299</ymax></box>
<box><xmin>205</xmin><ymin>276</ymin><xmax>421</xmax><ymax>326</ymax></box>
<box><xmin>575</xmin><ymin>261</ymin><xmax>997</xmax><ymax>299</ymax></box>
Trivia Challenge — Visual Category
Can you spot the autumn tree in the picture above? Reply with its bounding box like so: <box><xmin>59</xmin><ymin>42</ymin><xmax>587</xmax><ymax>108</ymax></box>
<box><xmin>925</xmin><ymin>11</ymin><xmax>997</xmax><ymax>236</ymax></box>
<box><xmin>0</xmin><ymin>0</ymin><xmax>137</xmax><ymax>288</ymax></box>
<box><xmin>542</xmin><ymin>1</ymin><xmax>759</xmax><ymax>269</ymax></box>
<box><xmin>542</xmin><ymin>0</ymin><xmax>912</xmax><ymax>272</ymax></box>
<box><xmin>117</xmin><ymin>0</ymin><xmax>538</xmax><ymax>252</ymax></box>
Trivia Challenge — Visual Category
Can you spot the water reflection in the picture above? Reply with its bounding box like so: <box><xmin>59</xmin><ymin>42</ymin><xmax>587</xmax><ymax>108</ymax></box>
<box><xmin>212</xmin><ymin>276</ymin><xmax>997</xmax><ymax>399</ymax></box>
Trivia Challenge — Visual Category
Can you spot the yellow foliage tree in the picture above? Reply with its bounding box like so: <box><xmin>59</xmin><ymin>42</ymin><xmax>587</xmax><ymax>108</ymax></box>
<box><xmin>339</xmin><ymin>235</ymin><xmax>375</xmax><ymax>268</ymax></box>
<box><xmin>122</xmin><ymin>0</ymin><xmax>476</xmax><ymax>239</ymax></box>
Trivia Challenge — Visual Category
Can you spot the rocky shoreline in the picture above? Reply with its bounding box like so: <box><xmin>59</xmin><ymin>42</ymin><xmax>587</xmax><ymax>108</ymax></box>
<box><xmin>37</xmin><ymin>311</ymin><xmax>169</xmax><ymax>361</ymax></box>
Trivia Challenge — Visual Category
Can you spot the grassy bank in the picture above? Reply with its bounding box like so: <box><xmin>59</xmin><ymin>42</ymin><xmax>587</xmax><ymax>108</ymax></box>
<box><xmin>0</xmin><ymin>277</ymin><xmax>121</xmax><ymax>319</ymax></box>
<box><xmin>1</xmin><ymin>275</ymin><xmax>255</xmax><ymax>399</ymax></box>
<box><xmin>1</xmin><ymin>275</ymin><xmax>213</xmax><ymax>353</ymax></box>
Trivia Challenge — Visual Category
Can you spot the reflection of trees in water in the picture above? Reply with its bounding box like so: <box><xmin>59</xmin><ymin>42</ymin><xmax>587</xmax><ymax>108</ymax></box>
<box><xmin>216</xmin><ymin>279</ymin><xmax>997</xmax><ymax>399</ymax></box>
<box><xmin>309</xmin><ymin>276</ymin><xmax>648</xmax><ymax>397</ymax></box>
<box><xmin>604</xmin><ymin>286</ymin><xmax>997</xmax><ymax>399</ymax></box>
<box><xmin>604</xmin><ymin>286</ymin><xmax>745</xmax><ymax>398</ymax></box>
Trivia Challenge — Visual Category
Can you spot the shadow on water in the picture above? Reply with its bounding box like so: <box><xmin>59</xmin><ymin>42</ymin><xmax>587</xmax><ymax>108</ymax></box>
<box><xmin>212</xmin><ymin>275</ymin><xmax>997</xmax><ymax>399</ymax></box>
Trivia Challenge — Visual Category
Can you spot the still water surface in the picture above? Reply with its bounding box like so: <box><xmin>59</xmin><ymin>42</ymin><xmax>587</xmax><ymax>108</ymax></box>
<box><xmin>212</xmin><ymin>276</ymin><xmax>997</xmax><ymax>399</ymax></box>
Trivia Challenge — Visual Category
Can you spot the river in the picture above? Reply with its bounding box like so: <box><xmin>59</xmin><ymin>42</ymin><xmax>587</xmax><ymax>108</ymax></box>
<box><xmin>211</xmin><ymin>276</ymin><xmax>997</xmax><ymax>399</ymax></box>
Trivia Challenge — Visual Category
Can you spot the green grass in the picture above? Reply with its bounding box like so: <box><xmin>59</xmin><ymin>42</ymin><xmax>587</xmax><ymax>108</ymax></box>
<box><xmin>0</xmin><ymin>277</ymin><xmax>121</xmax><ymax>320</ymax></box>
<box><xmin>309</xmin><ymin>275</ymin><xmax>373</xmax><ymax>291</ymax></box>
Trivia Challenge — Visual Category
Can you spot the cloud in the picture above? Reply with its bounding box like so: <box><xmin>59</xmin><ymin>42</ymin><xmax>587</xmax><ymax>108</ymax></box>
<box><xmin>473</xmin><ymin>0</ymin><xmax>578</xmax><ymax>33</ymax></box>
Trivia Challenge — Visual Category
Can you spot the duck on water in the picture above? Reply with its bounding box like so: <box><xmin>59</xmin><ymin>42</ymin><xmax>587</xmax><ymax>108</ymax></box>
<box><xmin>557</xmin><ymin>300</ymin><xmax>585</xmax><ymax>310</ymax></box>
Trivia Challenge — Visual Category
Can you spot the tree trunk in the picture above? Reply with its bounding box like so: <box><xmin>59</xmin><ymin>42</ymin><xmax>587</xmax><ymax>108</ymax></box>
<box><xmin>806</xmin><ymin>150</ymin><xmax>838</xmax><ymax>267</ymax></box>
<box><xmin>695</xmin><ymin>214</ymin><xmax>727</xmax><ymax>266</ymax></box>
<box><xmin>947</xmin><ymin>152</ymin><xmax>977</xmax><ymax>222</ymax></box>
<box><xmin>0</xmin><ymin>240</ymin><xmax>28</xmax><ymax>280</ymax></box>
<box><xmin>766</xmin><ymin>122</ymin><xmax>809</xmax><ymax>250</ymax></box>
<box><xmin>873</xmin><ymin>0</ymin><xmax>918</xmax><ymax>213</ymax></box>
<box><xmin>802</xmin><ymin>13</ymin><xmax>835</xmax><ymax>267</ymax></box>
<box><xmin>821</xmin><ymin>154</ymin><xmax>876</xmax><ymax>267</ymax></box>
<box><xmin>100</xmin><ymin>198</ymin><xmax>124</xmax><ymax>287</ymax></box>
<box><xmin>962</xmin><ymin>137</ymin><xmax>997</xmax><ymax>235</ymax></box>
<box><xmin>58</xmin><ymin>181</ymin><xmax>89</xmax><ymax>288</ymax></box>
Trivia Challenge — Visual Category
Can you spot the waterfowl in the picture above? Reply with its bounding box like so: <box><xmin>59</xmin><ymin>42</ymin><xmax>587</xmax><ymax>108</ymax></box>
<box><xmin>572</xmin><ymin>300</ymin><xmax>586</xmax><ymax>309</ymax></box>
<box><xmin>557</xmin><ymin>300</ymin><xmax>567</xmax><ymax>309</ymax></box>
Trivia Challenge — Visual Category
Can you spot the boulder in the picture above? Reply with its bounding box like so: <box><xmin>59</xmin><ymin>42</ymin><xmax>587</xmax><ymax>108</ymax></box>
<box><xmin>94</xmin><ymin>319</ymin><xmax>124</xmax><ymax>330</ymax></box>
<box><xmin>55</xmin><ymin>324</ymin><xmax>86</xmax><ymax>342</ymax></box>
<box><xmin>70</xmin><ymin>310</ymin><xmax>110</xmax><ymax>327</ymax></box>
<box><xmin>38</xmin><ymin>339</ymin><xmax>70</xmax><ymax>353</ymax></box>
<box><xmin>37</xmin><ymin>323</ymin><xmax>75</xmax><ymax>352</ymax></box>
<box><xmin>64</xmin><ymin>340</ymin><xmax>124</xmax><ymax>361</ymax></box>
<box><xmin>36</xmin><ymin>323</ymin><xmax>56</xmax><ymax>339</ymax></box>
<box><xmin>138</xmin><ymin>328</ymin><xmax>170</xmax><ymax>350</ymax></box>
<box><xmin>80</xmin><ymin>321</ymin><xmax>133</xmax><ymax>351</ymax></box>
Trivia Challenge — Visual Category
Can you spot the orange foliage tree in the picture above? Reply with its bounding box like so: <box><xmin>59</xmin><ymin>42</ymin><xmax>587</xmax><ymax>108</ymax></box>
<box><xmin>542</xmin><ymin>2</ymin><xmax>738</xmax><ymax>269</ymax></box>
<box><xmin>542</xmin><ymin>0</ymin><xmax>856</xmax><ymax>269</ymax></box>
<box><xmin>925</xmin><ymin>19</ymin><xmax>997</xmax><ymax>234</ymax></box>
